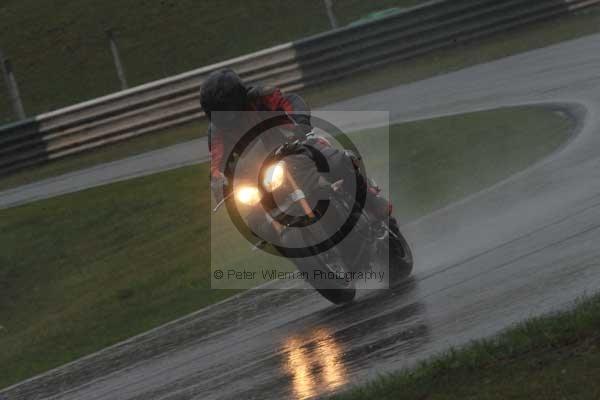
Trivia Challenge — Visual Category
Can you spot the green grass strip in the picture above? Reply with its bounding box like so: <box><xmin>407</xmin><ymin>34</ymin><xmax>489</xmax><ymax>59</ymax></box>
<box><xmin>333</xmin><ymin>293</ymin><xmax>600</xmax><ymax>400</ymax></box>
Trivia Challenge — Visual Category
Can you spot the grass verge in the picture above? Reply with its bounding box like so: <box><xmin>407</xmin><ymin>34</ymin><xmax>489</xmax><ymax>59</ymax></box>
<box><xmin>383</xmin><ymin>106</ymin><xmax>571</xmax><ymax>221</ymax></box>
<box><xmin>332</xmin><ymin>293</ymin><xmax>600</xmax><ymax>400</ymax></box>
<box><xmin>0</xmin><ymin>106</ymin><xmax>571</xmax><ymax>388</ymax></box>
<box><xmin>1</xmin><ymin>6</ymin><xmax>597</xmax><ymax>191</ymax></box>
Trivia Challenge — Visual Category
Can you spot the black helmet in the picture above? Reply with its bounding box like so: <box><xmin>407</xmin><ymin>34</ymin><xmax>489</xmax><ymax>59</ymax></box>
<box><xmin>200</xmin><ymin>68</ymin><xmax>248</xmax><ymax>115</ymax></box>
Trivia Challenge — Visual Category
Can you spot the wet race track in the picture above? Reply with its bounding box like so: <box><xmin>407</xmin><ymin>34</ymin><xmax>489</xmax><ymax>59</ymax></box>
<box><xmin>4</xmin><ymin>34</ymin><xmax>600</xmax><ymax>399</ymax></box>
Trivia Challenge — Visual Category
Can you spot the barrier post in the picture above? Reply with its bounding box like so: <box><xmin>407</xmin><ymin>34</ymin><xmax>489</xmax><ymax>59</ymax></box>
<box><xmin>105</xmin><ymin>29</ymin><xmax>129</xmax><ymax>90</ymax></box>
<box><xmin>0</xmin><ymin>49</ymin><xmax>26</xmax><ymax>120</ymax></box>
<box><xmin>323</xmin><ymin>0</ymin><xmax>338</xmax><ymax>29</ymax></box>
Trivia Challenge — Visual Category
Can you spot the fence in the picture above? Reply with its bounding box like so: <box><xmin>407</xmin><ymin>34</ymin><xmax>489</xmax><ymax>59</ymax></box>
<box><xmin>0</xmin><ymin>0</ymin><xmax>598</xmax><ymax>176</ymax></box>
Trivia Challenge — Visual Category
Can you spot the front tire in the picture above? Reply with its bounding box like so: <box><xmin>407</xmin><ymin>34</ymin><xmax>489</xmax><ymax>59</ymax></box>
<box><xmin>315</xmin><ymin>286</ymin><xmax>356</xmax><ymax>305</ymax></box>
<box><xmin>294</xmin><ymin>252</ymin><xmax>356</xmax><ymax>305</ymax></box>
<box><xmin>280</xmin><ymin>228</ymin><xmax>356</xmax><ymax>305</ymax></box>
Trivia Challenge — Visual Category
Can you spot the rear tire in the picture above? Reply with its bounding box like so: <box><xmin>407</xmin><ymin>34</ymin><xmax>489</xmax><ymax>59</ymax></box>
<box><xmin>388</xmin><ymin>220</ymin><xmax>414</xmax><ymax>286</ymax></box>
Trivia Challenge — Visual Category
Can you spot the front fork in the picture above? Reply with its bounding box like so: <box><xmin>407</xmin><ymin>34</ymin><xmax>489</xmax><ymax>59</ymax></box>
<box><xmin>252</xmin><ymin>171</ymin><xmax>314</xmax><ymax>250</ymax></box>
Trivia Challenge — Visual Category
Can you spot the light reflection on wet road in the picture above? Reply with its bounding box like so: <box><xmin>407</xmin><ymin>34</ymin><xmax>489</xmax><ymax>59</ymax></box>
<box><xmin>284</xmin><ymin>328</ymin><xmax>348</xmax><ymax>399</ymax></box>
<box><xmin>4</xmin><ymin>33</ymin><xmax>600</xmax><ymax>400</ymax></box>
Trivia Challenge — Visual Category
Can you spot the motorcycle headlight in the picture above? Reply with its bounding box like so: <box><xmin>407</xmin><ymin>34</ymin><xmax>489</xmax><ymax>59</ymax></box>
<box><xmin>235</xmin><ymin>186</ymin><xmax>262</xmax><ymax>206</ymax></box>
<box><xmin>262</xmin><ymin>162</ymin><xmax>286</xmax><ymax>192</ymax></box>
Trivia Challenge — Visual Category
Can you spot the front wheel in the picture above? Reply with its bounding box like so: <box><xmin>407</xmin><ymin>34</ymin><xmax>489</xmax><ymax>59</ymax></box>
<box><xmin>299</xmin><ymin>255</ymin><xmax>357</xmax><ymax>305</ymax></box>
<box><xmin>315</xmin><ymin>285</ymin><xmax>356</xmax><ymax>305</ymax></box>
<box><xmin>280</xmin><ymin>228</ymin><xmax>356</xmax><ymax>305</ymax></box>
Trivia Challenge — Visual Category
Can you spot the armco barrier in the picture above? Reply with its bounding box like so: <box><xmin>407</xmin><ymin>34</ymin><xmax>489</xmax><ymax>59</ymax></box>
<box><xmin>0</xmin><ymin>0</ymin><xmax>599</xmax><ymax>175</ymax></box>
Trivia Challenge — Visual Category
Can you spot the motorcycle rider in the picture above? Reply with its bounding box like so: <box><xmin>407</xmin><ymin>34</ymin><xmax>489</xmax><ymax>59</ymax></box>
<box><xmin>200</xmin><ymin>68</ymin><xmax>397</xmax><ymax>235</ymax></box>
<box><xmin>201</xmin><ymin>68</ymin><xmax>311</xmax><ymax>201</ymax></box>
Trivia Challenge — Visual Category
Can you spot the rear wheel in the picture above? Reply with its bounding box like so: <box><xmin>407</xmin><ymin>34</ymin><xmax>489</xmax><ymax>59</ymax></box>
<box><xmin>388</xmin><ymin>219</ymin><xmax>413</xmax><ymax>285</ymax></box>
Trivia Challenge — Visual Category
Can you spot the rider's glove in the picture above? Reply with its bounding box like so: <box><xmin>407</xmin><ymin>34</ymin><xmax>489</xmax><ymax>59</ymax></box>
<box><xmin>288</xmin><ymin>124</ymin><xmax>315</xmax><ymax>142</ymax></box>
<box><xmin>210</xmin><ymin>172</ymin><xmax>229</xmax><ymax>203</ymax></box>
<box><xmin>287</xmin><ymin>112</ymin><xmax>313</xmax><ymax>139</ymax></box>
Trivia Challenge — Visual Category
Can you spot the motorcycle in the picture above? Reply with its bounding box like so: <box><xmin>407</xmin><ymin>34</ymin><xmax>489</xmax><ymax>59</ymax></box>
<box><xmin>213</xmin><ymin>135</ymin><xmax>413</xmax><ymax>305</ymax></box>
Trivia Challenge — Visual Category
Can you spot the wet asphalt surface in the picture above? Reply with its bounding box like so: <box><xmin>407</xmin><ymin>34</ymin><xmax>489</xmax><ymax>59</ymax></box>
<box><xmin>0</xmin><ymin>138</ymin><xmax>209</xmax><ymax>209</ymax></box>
<box><xmin>3</xmin><ymin>34</ymin><xmax>600</xmax><ymax>399</ymax></box>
